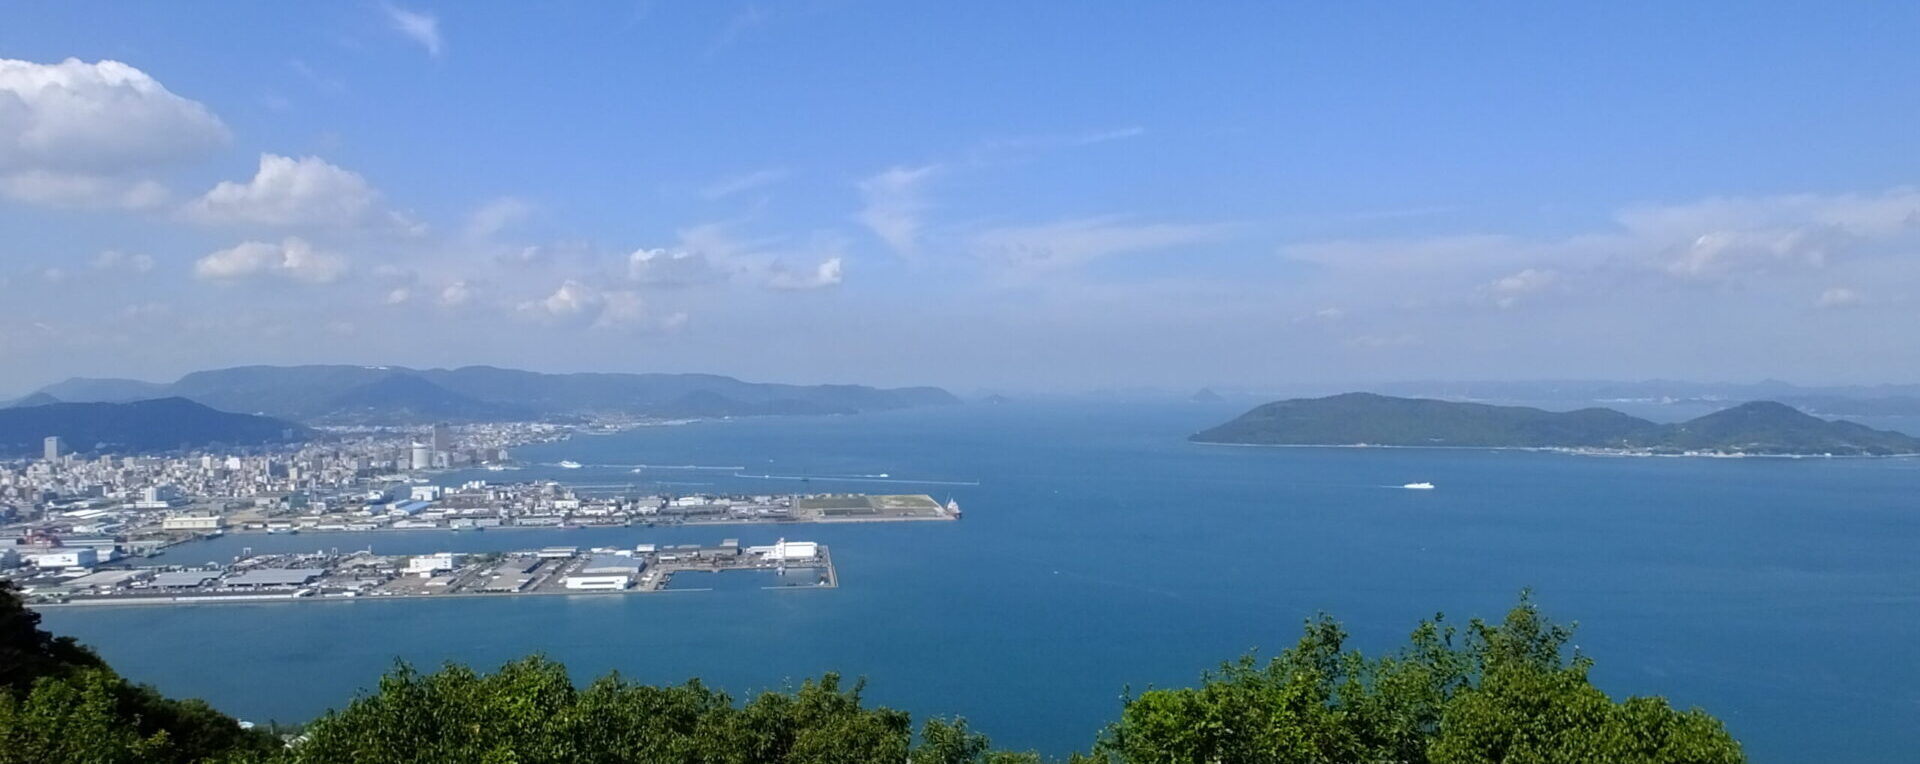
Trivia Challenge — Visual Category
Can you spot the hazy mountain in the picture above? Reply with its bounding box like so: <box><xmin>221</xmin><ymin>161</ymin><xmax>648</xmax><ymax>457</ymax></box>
<box><xmin>321</xmin><ymin>373</ymin><xmax>538</xmax><ymax>424</ymax></box>
<box><xmin>36</xmin><ymin>377</ymin><xmax>170</xmax><ymax>403</ymax></box>
<box><xmin>33</xmin><ymin>365</ymin><xmax>960</xmax><ymax>424</ymax></box>
<box><xmin>5</xmin><ymin>392</ymin><xmax>62</xmax><ymax>408</ymax></box>
<box><xmin>0</xmin><ymin>397</ymin><xmax>309</xmax><ymax>457</ymax></box>
<box><xmin>1190</xmin><ymin>388</ymin><xmax>1225</xmax><ymax>402</ymax></box>
<box><xmin>1192</xmin><ymin>393</ymin><xmax>1920</xmax><ymax>455</ymax></box>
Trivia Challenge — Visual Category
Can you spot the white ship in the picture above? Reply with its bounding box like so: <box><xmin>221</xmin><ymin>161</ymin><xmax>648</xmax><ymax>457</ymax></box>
<box><xmin>557</xmin><ymin>460</ymin><xmax>583</xmax><ymax>469</ymax></box>
<box><xmin>1402</xmin><ymin>482</ymin><xmax>1435</xmax><ymax>490</ymax></box>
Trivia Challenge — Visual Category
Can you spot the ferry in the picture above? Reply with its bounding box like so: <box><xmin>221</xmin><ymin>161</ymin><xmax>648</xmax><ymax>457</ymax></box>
<box><xmin>1402</xmin><ymin>482</ymin><xmax>1436</xmax><ymax>490</ymax></box>
<box><xmin>557</xmin><ymin>460</ymin><xmax>583</xmax><ymax>469</ymax></box>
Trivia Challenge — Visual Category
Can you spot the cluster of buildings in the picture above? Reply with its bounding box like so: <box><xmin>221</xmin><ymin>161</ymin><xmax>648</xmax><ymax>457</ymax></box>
<box><xmin>0</xmin><ymin>423</ymin><xmax>567</xmax><ymax>575</ymax></box>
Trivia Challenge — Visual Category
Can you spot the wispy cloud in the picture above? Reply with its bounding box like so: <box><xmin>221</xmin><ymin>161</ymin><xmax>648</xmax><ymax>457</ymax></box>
<box><xmin>856</xmin><ymin>164</ymin><xmax>939</xmax><ymax>257</ymax></box>
<box><xmin>968</xmin><ymin>125</ymin><xmax>1146</xmax><ymax>163</ymax></box>
<box><xmin>383</xmin><ymin>4</ymin><xmax>444</xmax><ymax>57</ymax></box>
<box><xmin>701</xmin><ymin>168</ymin><xmax>790</xmax><ymax>200</ymax></box>
<box><xmin>971</xmin><ymin>216</ymin><xmax>1239</xmax><ymax>277</ymax></box>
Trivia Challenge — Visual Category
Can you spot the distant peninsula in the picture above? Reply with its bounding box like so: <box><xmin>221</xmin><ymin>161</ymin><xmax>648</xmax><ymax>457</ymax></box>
<box><xmin>30</xmin><ymin>365</ymin><xmax>960</xmax><ymax>425</ymax></box>
<box><xmin>1191</xmin><ymin>393</ymin><xmax>1920</xmax><ymax>456</ymax></box>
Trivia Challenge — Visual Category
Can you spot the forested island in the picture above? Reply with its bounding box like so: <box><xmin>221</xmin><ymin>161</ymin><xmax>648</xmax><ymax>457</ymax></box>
<box><xmin>1</xmin><ymin>582</ymin><xmax>1740</xmax><ymax>763</ymax></box>
<box><xmin>1192</xmin><ymin>393</ymin><xmax>1920</xmax><ymax>456</ymax></box>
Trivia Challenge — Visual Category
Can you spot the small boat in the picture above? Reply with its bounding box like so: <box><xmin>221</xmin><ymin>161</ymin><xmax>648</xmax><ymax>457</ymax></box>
<box><xmin>557</xmin><ymin>460</ymin><xmax>583</xmax><ymax>470</ymax></box>
<box><xmin>1402</xmin><ymin>482</ymin><xmax>1435</xmax><ymax>490</ymax></box>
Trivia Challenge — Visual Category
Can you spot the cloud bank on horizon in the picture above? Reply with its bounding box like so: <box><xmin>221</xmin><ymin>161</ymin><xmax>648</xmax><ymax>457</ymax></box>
<box><xmin>0</xmin><ymin>3</ymin><xmax>1917</xmax><ymax>393</ymax></box>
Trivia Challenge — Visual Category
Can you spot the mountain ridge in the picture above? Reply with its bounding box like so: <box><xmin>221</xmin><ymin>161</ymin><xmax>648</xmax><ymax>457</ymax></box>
<box><xmin>35</xmin><ymin>365</ymin><xmax>960</xmax><ymax>424</ymax></box>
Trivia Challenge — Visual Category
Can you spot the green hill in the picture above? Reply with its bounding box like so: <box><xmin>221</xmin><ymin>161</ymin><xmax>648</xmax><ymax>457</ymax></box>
<box><xmin>1193</xmin><ymin>393</ymin><xmax>1920</xmax><ymax>455</ymax></box>
<box><xmin>0</xmin><ymin>398</ymin><xmax>309</xmax><ymax>457</ymax></box>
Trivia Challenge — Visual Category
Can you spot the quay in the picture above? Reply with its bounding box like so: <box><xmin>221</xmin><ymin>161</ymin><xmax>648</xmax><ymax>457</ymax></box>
<box><xmin>20</xmin><ymin>539</ymin><xmax>835</xmax><ymax>608</ymax></box>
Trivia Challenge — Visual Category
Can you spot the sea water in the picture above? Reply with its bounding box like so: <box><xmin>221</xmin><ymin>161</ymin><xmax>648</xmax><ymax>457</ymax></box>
<box><xmin>38</xmin><ymin>401</ymin><xmax>1920</xmax><ymax>763</ymax></box>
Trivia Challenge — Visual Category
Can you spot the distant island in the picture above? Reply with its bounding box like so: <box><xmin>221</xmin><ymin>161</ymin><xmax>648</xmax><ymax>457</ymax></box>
<box><xmin>1191</xmin><ymin>392</ymin><xmax>1920</xmax><ymax>456</ymax></box>
<box><xmin>0</xmin><ymin>397</ymin><xmax>307</xmax><ymax>458</ymax></box>
<box><xmin>26</xmin><ymin>365</ymin><xmax>959</xmax><ymax>425</ymax></box>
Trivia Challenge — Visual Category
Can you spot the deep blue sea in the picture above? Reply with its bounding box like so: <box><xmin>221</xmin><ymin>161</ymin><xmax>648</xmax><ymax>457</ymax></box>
<box><xmin>38</xmin><ymin>401</ymin><xmax>1920</xmax><ymax>762</ymax></box>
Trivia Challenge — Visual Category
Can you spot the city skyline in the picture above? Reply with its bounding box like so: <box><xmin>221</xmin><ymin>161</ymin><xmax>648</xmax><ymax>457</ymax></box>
<box><xmin>4</xmin><ymin>3</ymin><xmax>1920</xmax><ymax>392</ymax></box>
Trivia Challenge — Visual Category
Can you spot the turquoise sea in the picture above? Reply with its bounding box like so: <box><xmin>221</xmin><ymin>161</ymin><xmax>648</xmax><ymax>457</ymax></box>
<box><xmin>38</xmin><ymin>401</ymin><xmax>1920</xmax><ymax>762</ymax></box>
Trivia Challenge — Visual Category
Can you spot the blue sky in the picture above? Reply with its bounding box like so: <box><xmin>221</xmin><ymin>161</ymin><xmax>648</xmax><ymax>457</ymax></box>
<box><xmin>2</xmin><ymin>2</ymin><xmax>1918</xmax><ymax>393</ymax></box>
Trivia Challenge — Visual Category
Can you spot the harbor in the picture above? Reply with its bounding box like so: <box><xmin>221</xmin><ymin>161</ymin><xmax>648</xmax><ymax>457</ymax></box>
<box><xmin>23</xmin><ymin>538</ymin><xmax>835</xmax><ymax>607</ymax></box>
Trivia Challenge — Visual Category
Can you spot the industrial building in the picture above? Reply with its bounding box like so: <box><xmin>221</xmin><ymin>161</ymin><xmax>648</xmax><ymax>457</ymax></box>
<box><xmin>406</xmin><ymin>553</ymin><xmax>462</xmax><ymax>576</ymax></box>
<box><xmin>563</xmin><ymin>573</ymin><xmax>633</xmax><ymax>590</ymax></box>
<box><xmin>224</xmin><ymin>568</ymin><xmax>325</xmax><ymax>587</ymax></box>
<box><xmin>162</xmin><ymin>514</ymin><xmax>225</xmax><ymax>531</ymax></box>
<box><xmin>28</xmin><ymin>548</ymin><xmax>97</xmax><ymax>569</ymax></box>
<box><xmin>151</xmin><ymin>571</ymin><xmax>220</xmax><ymax>588</ymax></box>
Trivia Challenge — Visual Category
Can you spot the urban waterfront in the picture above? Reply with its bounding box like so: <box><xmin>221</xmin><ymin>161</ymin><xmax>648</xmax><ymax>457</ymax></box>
<box><xmin>39</xmin><ymin>401</ymin><xmax>1920</xmax><ymax>763</ymax></box>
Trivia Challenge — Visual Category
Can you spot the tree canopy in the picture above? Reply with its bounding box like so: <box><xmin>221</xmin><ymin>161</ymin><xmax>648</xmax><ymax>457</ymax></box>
<box><xmin>0</xmin><ymin>582</ymin><xmax>1742</xmax><ymax>763</ymax></box>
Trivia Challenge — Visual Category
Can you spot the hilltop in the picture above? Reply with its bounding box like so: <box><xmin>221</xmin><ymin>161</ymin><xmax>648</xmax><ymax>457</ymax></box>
<box><xmin>1192</xmin><ymin>393</ymin><xmax>1920</xmax><ymax>456</ymax></box>
<box><xmin>0</xmin><ymin>397</ymin><xmax>308</xmax><ymax>457</ymax></box>
<box><xmin>34</xmin><ymin>365</ymin><xmax>960</xmax><ymax>425</ymax></box>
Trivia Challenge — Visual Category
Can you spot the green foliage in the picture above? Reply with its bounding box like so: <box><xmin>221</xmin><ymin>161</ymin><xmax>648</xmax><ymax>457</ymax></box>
<box><xmin>0</xmin><ymin>579</ymin><xmax>106</xmax><ymax>694</ymax></box>
<box><xmin>289</xmin><ymin>658</ymin><xmax>936</xmax><ymax>764</ymax></box>
<box><xmin>1089</xmin><ymin>594</ymin><xmax>1744</xmax><ymax>764</ymax></box>
<box><xmin>0</xmin><ymin>580</ymin><xmax>280</xmax><ymax>763</ymax></box>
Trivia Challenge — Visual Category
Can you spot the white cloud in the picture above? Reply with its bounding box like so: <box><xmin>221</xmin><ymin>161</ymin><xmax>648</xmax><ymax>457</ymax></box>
<box><xmin>516</xmin><ymin>280</ymin><xmax>601</xmax><ymax>324</ymax></box>
<box><xmin>194</xmin><ymin>237</ymin><xmax>348</xmax><ymax>284</ymax></box>
<box><xmin>1486</xmin><ymin>268</ymin><xmax>1558</xmax><ymax>308</ymax></box>
<box><xmin>438</xmin><ymin>280</ymin><xmax>475</xmax><ymax>308</ymax></box>
<box><xmin>972</xmin><ymin>216</ymin><xmax>1238</xmax><ymax>275</ymax></box>
<box><xmin>515</xmin><ymin>280</ymin><xmax>678</xmax><ymax>331</ymax></box>
<box><xmin>0</xmin><ymin>57</ymin><xmax>228</xmax><ymax>174</ymax></box>
<box><xmin>701</xmin><ymin>168</ymin><xmax>789</xmax><ymax>200</ymax></box>
<box><xmin>768</xmin><ymin>256</ymin><xmax>843</xmax><ymax>290</ymax></box>
<box><xmin>188</xmin><ymin>154</ymin><xmax>417</xmax><ymax>232</ymax></box>
<box><xmin>856</xmin><ymin>164</ymin><xmax>937</xmax><ymax>256</ymax></box>
<box><xmin>0</xmin><ymin>57</ymin><xmax>226</xmax><ymax>209</ymax></box>
<box><xmin>383</xmin><ymin>4</ymin><xmax>444</xmax><ymax>57</ymax></box>
<box><xmin>628</xmin><ymin>247</ymin><xmax>725</xmax><ymax>286</ymax></box>
<box><xmin>385</xmin><ymin>287</ymin><xmax>412</xmax><ymax>305</ymax></box>
<box><xmin>1274</xmin><ymin>187</ymin><xmax>1920</xmax><ymax>319</ymax></box>
<box><xmin>1816</xmin><ymin>286</ymin><xmax>1864</xmax><ymax>309</ymax></box>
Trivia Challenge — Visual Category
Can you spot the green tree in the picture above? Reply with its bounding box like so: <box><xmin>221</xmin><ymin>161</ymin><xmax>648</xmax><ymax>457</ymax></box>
<box><xmin>1090</xmin><ymin>594</ymin><xmax>1744</xmax><ymax>764</ymax></box>
<box><xmin>0</xmin><ymin>581</ymin><xmax>279</xmax><ymax>763</ymax></box>
<box><xmin>0</xmin><ymin>579</ymin><xmax>106</xmax><ymax>694</ymax></box>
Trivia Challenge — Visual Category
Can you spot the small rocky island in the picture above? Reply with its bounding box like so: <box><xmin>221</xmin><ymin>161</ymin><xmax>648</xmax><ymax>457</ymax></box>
<box><xmin>1191</xmin><ymin>393</ymin><xmax>1920</xmax><ymax>456</ymax></box>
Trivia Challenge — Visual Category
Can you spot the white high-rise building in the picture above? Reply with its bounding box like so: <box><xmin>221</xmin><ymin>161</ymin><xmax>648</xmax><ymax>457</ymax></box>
<box><xmin>411</xmin><ymin>442</ymin><xmax>433</xmax><ymax>471</ymax></box>
<box><xmin>43</xmin><ymin>436</ymin><xmax>64</xmax><ymax>462</ymax></box>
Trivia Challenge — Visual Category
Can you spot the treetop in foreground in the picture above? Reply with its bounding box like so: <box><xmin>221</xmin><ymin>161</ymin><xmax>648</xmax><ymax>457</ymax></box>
<box><xmin>0</xmin><ymin>579</ymin><xmax>1742</xmax><ymax>763</ymax></box>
